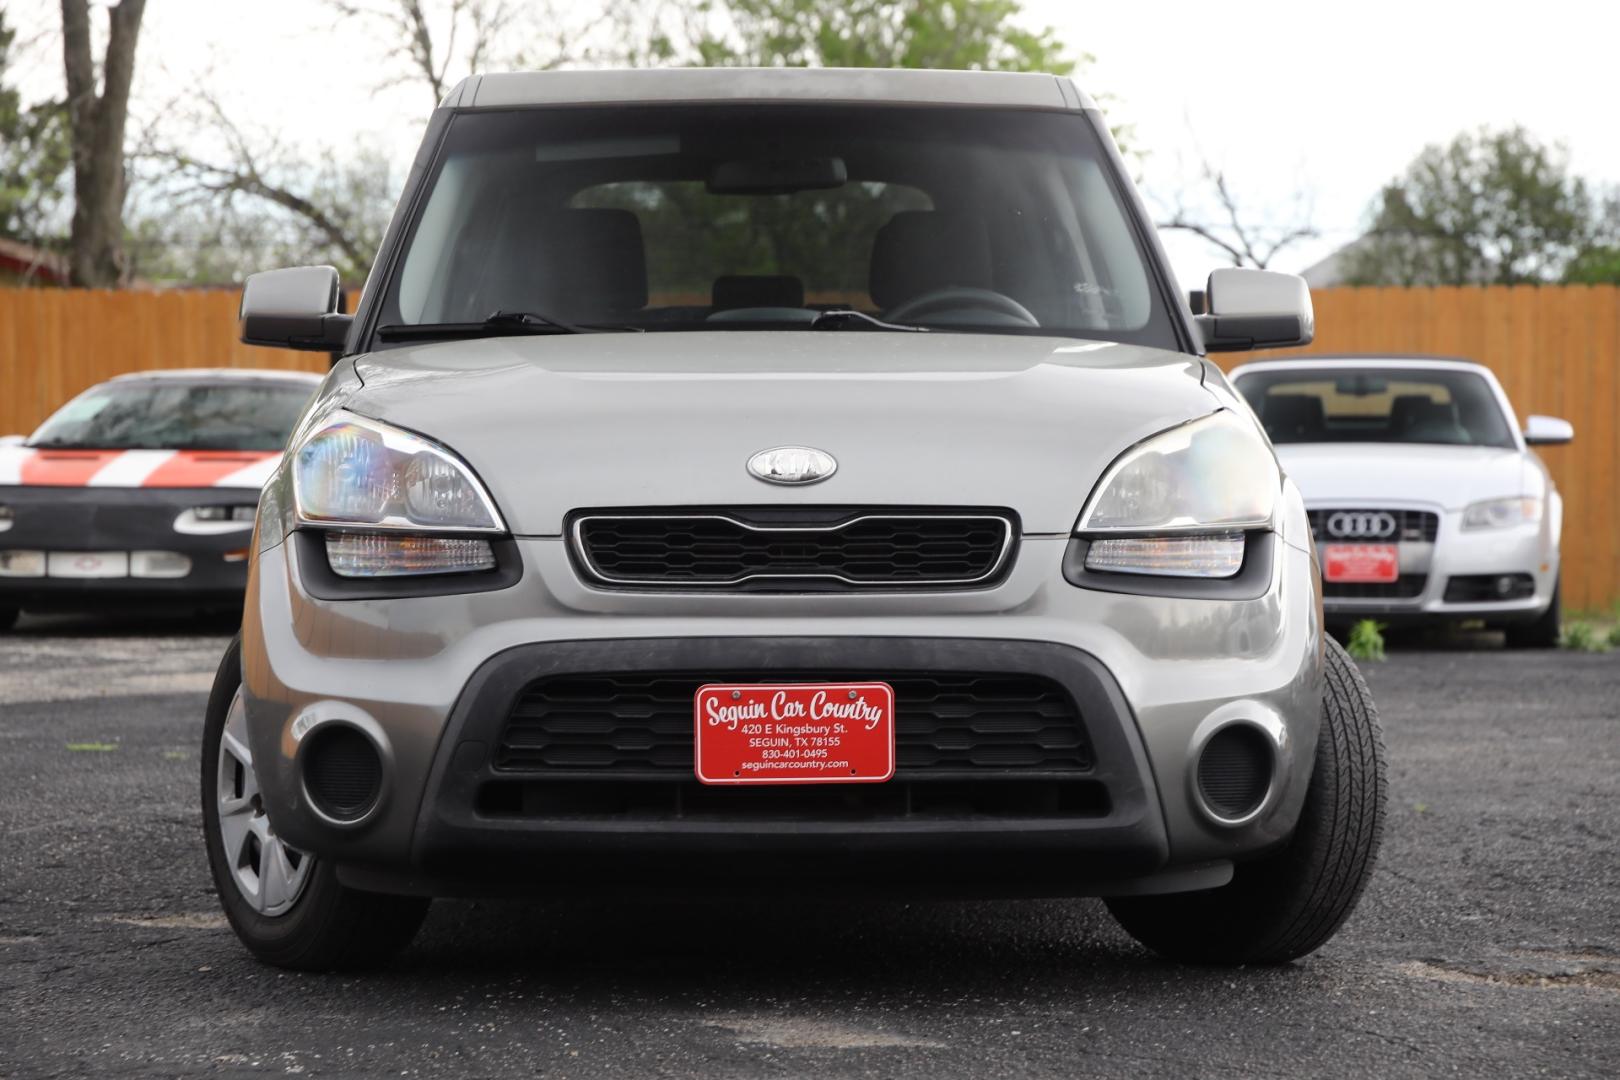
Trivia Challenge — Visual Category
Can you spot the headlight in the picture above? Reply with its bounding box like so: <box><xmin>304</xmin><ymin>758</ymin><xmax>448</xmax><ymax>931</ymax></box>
<box><xmin>293</xmin><ymin>412</ymin><xmax>502</xmax><ymax>532</ymax></box>
<box><xmin>1075</xmin><ymin>411</ymin><xmax>1276</xmax><ymax>578</ymax></box>
<box><xmin>292</xmin><ymin>412</ymin><xmax>505</xmax><ymax>577</ymax></box>
<box><xmin>1461</xmin><ymin>497</ymin><xmax>1542</xmax><ymax>531</ymax></box>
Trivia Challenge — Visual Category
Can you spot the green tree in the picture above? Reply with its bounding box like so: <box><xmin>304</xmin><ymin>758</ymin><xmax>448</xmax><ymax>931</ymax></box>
<box><xmin>0</xmin><ymin>10</ymin><xmax>72</xmax><ymax>248</ymax></box>
<box><xmin>1342</xmin><ymin>126</ymin><xmax>1591</xmax><ymax>286</ymax></box>
<box><xmin>1562</xmin><ymin>194</ymin><xmax>1620</xmax><ymax>284</ymax></box>
<box><xmin>682</xmin><ymin>0</ymin><xmax>1074</xmax><ymax>73</ymax></box>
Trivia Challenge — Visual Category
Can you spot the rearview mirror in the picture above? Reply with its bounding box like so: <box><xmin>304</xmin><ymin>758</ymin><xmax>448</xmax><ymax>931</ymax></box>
<box><xmin>240</xmin><ymin>265</ymin><xmax>352</xmax><ymax>351</ymax></box>
<box><xmin>1523</xmin><ymin>415</ymin><xmax>1574</xmax><ymax>446</ymax></box>
<box><xmin>1196</xmin><ymin>268</ymin><xmax>1314</xmax><ymax>352</ymax></box>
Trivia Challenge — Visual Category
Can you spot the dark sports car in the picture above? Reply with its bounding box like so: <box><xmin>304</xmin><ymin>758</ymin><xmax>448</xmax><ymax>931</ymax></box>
<box><xmin>0</xmin><ymin>369</ymin><xmax>320</xmax><ymax>628</ymax></box>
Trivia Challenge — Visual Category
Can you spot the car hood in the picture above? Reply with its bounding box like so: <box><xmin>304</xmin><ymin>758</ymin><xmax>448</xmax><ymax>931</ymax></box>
<box><xmin>347</xmin><ymin>332</ymin><xmax>1216</xmax><ymax>535</ymax></box>
<box><xmin>1273</xmin><ymin>442</ymin><xmax>1535</xmax><ymax>511</ymax></box>
<box><xmin>0</xmin><ymin>447</ymin><xmax>281</xmax><ymax>489</ymax></box>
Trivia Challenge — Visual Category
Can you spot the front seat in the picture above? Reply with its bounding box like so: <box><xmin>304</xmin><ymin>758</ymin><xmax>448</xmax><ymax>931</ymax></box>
<box><xmin>1260</xmin><ymin>394</ymin><xmax>1327</xmax><ymax>442</ymax></box>
<box><xmin>868</xmin><ymin>210</ymin><xmax>994</xmax><ymax>312</ymax></box>
<box><xmin>534</xmin><ymin>208</ymin><xmax>648</xmax><ymax>321</ymax></box>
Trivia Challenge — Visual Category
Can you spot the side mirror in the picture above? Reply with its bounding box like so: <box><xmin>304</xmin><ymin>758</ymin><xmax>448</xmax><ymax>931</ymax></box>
<box><xmin>240</xmin><ymin>266</ymin><xmax>353</xmax><ymax>351</ymax></box>
<box><xmin>1523</xmin><ymin>415</ymin><xmax>1574</xmax><ymax>446</ymax></box>
<box><xmin>1196</xmin><ymin>268</ymin><xmax>1314</xmax><ymax>352</ymax></box>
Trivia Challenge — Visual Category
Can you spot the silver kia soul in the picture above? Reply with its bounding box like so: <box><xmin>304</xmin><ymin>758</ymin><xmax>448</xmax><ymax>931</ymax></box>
<box><xmin>206</xmin><ymin>68</ymin><xmax>1386</xmax><ymax>969</ymax></box>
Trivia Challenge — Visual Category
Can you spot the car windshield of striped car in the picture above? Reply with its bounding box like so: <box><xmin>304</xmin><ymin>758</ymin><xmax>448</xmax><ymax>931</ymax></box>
<box><xmin>1235</xmin><ymin>369</ymin><xmax>1517</xmax><ymax>448</ymax></box>
<box><xmin>29</xmin><ymin>381</ymin><xmax>315</xmax><ymax>451</ymax></box>
<box><xmin>376</xmin><ymin>104</ymin><xmax>1176</xmax><ymax>349</ymax></box>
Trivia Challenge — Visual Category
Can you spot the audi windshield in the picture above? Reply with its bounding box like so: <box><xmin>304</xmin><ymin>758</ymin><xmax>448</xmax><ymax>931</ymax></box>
<box><xmin>1235</xmin><ymin>368</ymin><xmax>1517</xmax><ymax>448</ymax></box>
<box><xmin>374</xmin><ymin>104</ymin><xmax>1177</xmax><ymax>348</ymax></box>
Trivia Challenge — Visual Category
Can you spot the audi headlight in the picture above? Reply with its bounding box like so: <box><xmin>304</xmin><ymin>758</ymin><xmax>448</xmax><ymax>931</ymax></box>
<box><xmin>293</xmin><ymin>412</ymin><xmax>504</xmax><ymax>577</ymax></box>
<box><xmin>1461</xmin><ymin>496</ymin><xmax>1542</xmax><ymax>531</ymax></box>
<box><xmin>1075</xmin><ymin>411</ymin><xmax>1277</xmax><ymax>578</ymax></box>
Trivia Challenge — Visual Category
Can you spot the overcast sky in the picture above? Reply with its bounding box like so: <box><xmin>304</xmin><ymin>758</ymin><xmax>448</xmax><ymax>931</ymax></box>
<box><xmin>10</xmin><ymin>0</ymin><xmax>1617</xmax><ymax>288</ymax></box>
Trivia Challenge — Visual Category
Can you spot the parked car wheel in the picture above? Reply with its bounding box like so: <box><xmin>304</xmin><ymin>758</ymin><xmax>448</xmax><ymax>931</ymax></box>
<box><xmin>1106</xmin><ymin>638</ymin><xmax>1386</xmax><ymax>964</ymax></box>
<box><xmin>202</xmin><ymin>638</ymin><xmax>428</xmax><ymax>970</ymax></box>
<box><xmin>1504</xmin><ymin>577</ymin><xmax>1561</xmax><ymax>649</ymax></box>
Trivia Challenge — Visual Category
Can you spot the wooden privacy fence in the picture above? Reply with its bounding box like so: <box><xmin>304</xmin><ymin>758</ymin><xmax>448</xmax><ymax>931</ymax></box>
<box><xmin>2</xmin><ymin>284</ymin><xmax>1618</xmax><ymax>609</ymax></box>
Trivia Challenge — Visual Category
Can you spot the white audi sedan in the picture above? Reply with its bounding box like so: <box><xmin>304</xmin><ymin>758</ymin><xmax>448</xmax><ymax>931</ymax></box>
<box><xmin>1230</xmin><ymin>357</ymin><xmax>1571</xmax><ymax>646</ymax></box>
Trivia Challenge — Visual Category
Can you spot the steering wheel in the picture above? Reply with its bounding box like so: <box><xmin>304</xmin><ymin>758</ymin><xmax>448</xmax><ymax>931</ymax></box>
<box><xmin>882</xmin><ymin>286</ymin><xmax>1040</xmax><ymax>328</ymax></box>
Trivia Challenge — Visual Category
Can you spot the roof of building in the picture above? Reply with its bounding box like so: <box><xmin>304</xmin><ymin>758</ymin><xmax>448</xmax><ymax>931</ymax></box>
<box><xmin>0</xmin><ymin>237</ymin><xmax>69</xmax><ymax>285</ymax></box>
<box><xmin>443</xmin><ymin>68</ymin><xmax>1092</xmax><ymax>112</ymax></box>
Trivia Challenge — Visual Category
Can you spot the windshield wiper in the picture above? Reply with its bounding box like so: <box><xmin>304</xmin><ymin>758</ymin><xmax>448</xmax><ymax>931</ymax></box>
<box><xmin>377</xmin><ymin>310</ymin><xmax>642</xmax><ymax>341</ymax></box>
<box><xmin>809</xmin><ymin>309</ymin><xmax>929</xmax><ymax>333</ymax></box>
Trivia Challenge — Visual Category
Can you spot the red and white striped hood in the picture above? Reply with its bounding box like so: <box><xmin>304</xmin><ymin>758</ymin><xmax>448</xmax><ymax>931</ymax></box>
<box><xmin>0</xmin><ymin>447</ymin><xmax>281</xmax><ymax>490</ymax></box>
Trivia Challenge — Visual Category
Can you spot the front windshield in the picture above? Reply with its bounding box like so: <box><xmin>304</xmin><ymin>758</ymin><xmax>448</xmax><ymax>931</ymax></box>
<box><xmin>379</xmin><ymin>104</ymin><xmax>1176</xmax><ymax>347</ymax></box>
<box><xmin>30</xmin><ymin>380</ymin><xmax>315</xmax><ymax>451</ymax></box>
<box><xmin>1234</xmin><ymin>368</ymin><xmax>1517</xmax><ymax>448</ymax></box>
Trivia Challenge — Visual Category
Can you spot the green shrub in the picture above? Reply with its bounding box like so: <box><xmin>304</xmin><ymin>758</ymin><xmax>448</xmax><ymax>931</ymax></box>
<box><xmin>1559</xmin><ymin>622</ymin><xmax>1611</xmax><ymax>652</ymax></box>
<box><xmin>1346</xmin><ymin>619</ymin><xmax>1386</xmax><ymax>662</ymax></box>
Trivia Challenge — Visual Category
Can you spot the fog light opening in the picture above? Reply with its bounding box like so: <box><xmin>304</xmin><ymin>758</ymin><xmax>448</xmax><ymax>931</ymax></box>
<box><xmin>1195</xmin><ymin>723</ymin><xmax>1275</xmax><ymax>825</ymax></box>
<box><xmin>301</xmin><ymin>723</ymin><xmax>384</xmax><ymax>824</ymax></box>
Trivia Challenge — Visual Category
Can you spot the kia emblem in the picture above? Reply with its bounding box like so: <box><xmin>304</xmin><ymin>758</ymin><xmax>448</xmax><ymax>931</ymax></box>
<box><xmin>747</xmin><ymin>446</ymin><xmax>837</xmax><ymax>486</ymax></box>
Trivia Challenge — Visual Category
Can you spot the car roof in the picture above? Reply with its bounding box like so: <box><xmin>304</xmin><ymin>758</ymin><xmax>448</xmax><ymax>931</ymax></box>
<box><xmin>444</xmin><ymin>68</ymin><xmax>1093</xmax><ymax>112</ymax></box>
<box><xmin>1227</xmin><ymin>355</ymin><xmax>1496</xmax><ymax>380</ymax></box>
<box><xmin>107</xmin><ymin>368</ymin><xmax>323</xmax><ymax>385</ymax></box>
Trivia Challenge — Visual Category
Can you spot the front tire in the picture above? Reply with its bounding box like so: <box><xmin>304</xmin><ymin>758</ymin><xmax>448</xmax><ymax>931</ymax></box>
<box><xmin>202</xmin><ymin>637</ymin><xmax>429</xmax><ymax>970</ymax></box>
<box><xmin>1504</xmin><ymin>577</ymin><xmax>1560</xmax><ymax>649</ymax></box>
<box><xmin>1106</xmin><ymin>638</ymin><xmax>1387</xmax><ymax>964</ymax></box>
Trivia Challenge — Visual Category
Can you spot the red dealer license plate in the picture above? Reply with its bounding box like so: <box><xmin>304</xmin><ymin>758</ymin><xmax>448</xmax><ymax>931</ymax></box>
<box><xmin>1323</xmin><ymin>544</ymin><xmax>1400</xmax><ymax>584</ymax></box>
<box><xmin>694</xmin><ymin>682</ymin><xmax>896</xmax><ymax>786</ymax></box>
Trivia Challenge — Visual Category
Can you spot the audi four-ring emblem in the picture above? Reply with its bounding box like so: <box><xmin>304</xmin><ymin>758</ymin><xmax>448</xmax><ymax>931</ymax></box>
<box><xmin>1325</xmin><ymin>511</ymin><xmax>1398</xmax><ymax>539</ymax></box>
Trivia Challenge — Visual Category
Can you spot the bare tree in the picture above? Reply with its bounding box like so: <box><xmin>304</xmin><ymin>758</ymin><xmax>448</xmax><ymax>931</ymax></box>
<box><xmin>1157</xmin><ymin>159</ymin><xmax>1317</xmax><ymax>271</ymax></box>
<box><xmin>60</xmin><ymin>0</ymin><xmax>146</xmax><ymax>285</ymax></box>
<box><xmin>324</xmin><ymin>0</ymin><xmax>630</xmax><ymax>104</ymax></box>
<box><xmin>140</xmin><ymin>92</ymin><xmax>392</xmax><ymax>282</ymax></box>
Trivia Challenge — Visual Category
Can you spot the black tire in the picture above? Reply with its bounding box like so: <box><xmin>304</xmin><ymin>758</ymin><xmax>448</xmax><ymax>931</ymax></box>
<box><xmin>202</xmin><ymin>637</ymin><xmax>429</xmax><ymax>970</ymax></box>
<box><xmin>1504</xmin><ymin>577</ymin><xmax>1560</xmax><ymax>649</ymax></box>
<box><xmin>0</xmin><ymin>607</ymin><xmax>17</xmax><ymax>632</ymax></box>
<box><xmin>1106</xmin><ymin>637</ymin><xmax>1387</xmax><ymax>965</ymax></box>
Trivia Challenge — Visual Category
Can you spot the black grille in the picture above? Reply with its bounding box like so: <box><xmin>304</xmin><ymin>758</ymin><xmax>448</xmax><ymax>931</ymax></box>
<box><xmin>303</xmin><ymin>726</ymin><xmax>381</xmax><ymax>820</ymax></box>
<box><xmin>573</xmin><ymin>510</ymin><xmax>1013</xmax><ymax>589</ymax></box>
<box><xmin>1323</xmin><ymin>574</ymin><xmax>1427</xmax><ymax>600</ymax></box>
<box><xmin>1197</xmin><ymin>726</ymin><xmax>1272</xmax><ymax>819</ymax></box>
<box><xmin>497</xmin><ymin>671</ymin><xmax>1091</xmax><ymax>776</ymax></box>
<box><xmin>1307</xmin><ymin>508</ymin><xmax>1439</xmax><ymax>543</ymax></box>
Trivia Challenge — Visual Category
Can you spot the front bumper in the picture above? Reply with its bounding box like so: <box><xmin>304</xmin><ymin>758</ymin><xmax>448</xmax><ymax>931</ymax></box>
<box><xmin>0</xmin><ymin>486</ymin><xmax>258</xmax><ymax>611</ymax></box>
<box><xmin>239</xmin><ymin>509</ymin><xmax>1325</xmax><ymax>897</ymax></box>
<box><xmin>1316</xmin><ymin>502</ymin><xmax>1558</xmax><ymax>624</ymax></box>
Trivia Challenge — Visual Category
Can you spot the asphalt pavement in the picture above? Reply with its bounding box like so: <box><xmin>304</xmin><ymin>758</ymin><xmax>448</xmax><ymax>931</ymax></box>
<box><xmin>1</xmin><ymin>614</ymin><xmax>1616</xmax><ymax>1078</ymax></box>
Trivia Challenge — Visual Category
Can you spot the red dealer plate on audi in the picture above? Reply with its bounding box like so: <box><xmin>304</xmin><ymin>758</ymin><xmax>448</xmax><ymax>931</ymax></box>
<box><xmin>694</xmin><ymin>682</ymin><xmax>896</xmax><ymax>785</ymax></box>
<box><xmin>1323</xmin><ymin>544</ymin><xmax>1400</xmax><ymax>584</ymax></box>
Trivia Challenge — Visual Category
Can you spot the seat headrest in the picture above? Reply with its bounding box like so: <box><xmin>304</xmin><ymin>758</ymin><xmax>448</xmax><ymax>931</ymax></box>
<box><xmin>1389</xmin><ymin>394</ymin><xmax>1438</xmax><ymax>431</ymax></box>
<box><xmin>1261</xmin><ymin>394</ymin><xmax>1326</xmax><ymax>440</ymax></box>
<box><xmin>712</xmin><ymin>275</ymin><xmax>805</xmax><ymax>311</ymax></box>
<box><xmin>540</xmin><ymin>209</ymin><xmax>647</xmax><ymax>315</ymax></box>
<box><xmin>869</xmin><ymin>210</ymin><xmax>993</xmax><ymax>311</ymax></box>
